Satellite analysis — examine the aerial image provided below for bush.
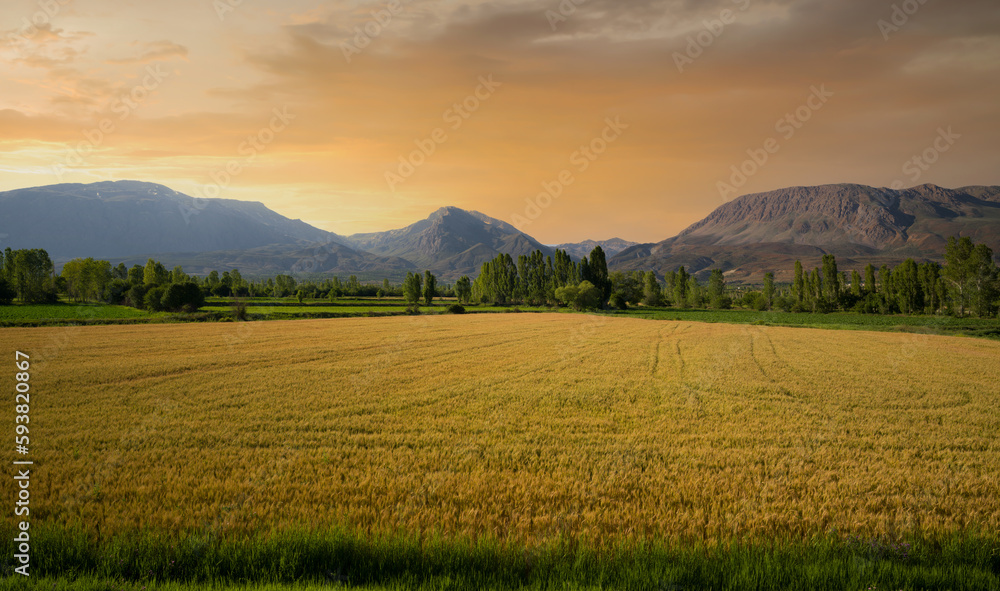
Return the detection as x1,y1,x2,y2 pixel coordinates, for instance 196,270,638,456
161,282,205,312
105,279,130,305
144,286,167,311
0,278,14,305
447,304,466,314
231,298,249,321
127,284,148,309
610,293,628,310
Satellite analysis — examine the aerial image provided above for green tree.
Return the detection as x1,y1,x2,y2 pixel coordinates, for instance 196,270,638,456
708,269,730,309
126,284,147,309
864,264,877,296
61,257,112,302
642,271,662,307
161,282,205,312
793,261,804,306
10,249,56,303
937,236,1000,317
553,249,577,288
762,272,775,309
347,275,361,295
554,284,579,308
403,272,422,304
610,271,642,306
969,243,999,317
0,277,14,305
423,270,437,305
808,268,823,312
587,246,611,305
127,265,144,286
455,276,472,304
673,267,689,308
0,249,14,305
144,286,167,311
576,281,603,310
687,275,704,308
170,265,188,284
143,259,169,286
822,254,840,308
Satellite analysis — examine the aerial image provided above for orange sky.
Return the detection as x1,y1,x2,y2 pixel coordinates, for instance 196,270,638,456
1,0,998,243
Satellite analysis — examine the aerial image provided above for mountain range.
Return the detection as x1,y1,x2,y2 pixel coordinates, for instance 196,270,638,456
1,180,997,281
611,183,1000,281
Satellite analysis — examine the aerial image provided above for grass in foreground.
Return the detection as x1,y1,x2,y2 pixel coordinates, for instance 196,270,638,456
1,525,998,590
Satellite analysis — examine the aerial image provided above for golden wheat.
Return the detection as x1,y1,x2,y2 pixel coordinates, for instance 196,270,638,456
3,314,999,546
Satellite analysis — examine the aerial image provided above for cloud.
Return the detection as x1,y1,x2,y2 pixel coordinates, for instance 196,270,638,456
0,0,997,242
1,22,92,46
106,40,189,65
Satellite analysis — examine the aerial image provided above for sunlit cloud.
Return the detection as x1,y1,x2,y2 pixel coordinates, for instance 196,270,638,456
0,0,997,242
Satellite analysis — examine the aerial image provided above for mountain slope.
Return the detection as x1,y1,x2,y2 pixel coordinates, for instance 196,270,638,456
0,180,414,275
0,180,345,259
344,206,555,277
554,238,638,259
611,183,1000,281
115,243,415,277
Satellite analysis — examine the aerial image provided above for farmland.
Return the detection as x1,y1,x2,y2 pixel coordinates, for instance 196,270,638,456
2,314,1000,589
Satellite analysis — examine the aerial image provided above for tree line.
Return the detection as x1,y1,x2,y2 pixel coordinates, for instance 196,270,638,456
0,248,56,304
2,236,997,318
466,237,999,318
0,249,452,311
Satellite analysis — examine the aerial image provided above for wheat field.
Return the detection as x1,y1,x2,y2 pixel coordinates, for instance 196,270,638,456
4,314,1000,547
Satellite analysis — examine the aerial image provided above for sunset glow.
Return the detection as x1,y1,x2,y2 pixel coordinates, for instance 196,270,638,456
2,0,998,242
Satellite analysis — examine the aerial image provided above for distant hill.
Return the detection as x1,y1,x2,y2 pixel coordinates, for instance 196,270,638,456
6,180,997,282
553,238,638,259
0,181,410,275
343,206,555,278
0,181,344,258
611,183,1000,282
115,243,415,278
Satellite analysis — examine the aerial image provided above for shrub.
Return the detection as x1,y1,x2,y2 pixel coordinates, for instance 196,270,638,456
447,304,466,314
144,286,167,311
231,298,249,321
0,278,14,305
127,285,148,309
161,282,205,312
